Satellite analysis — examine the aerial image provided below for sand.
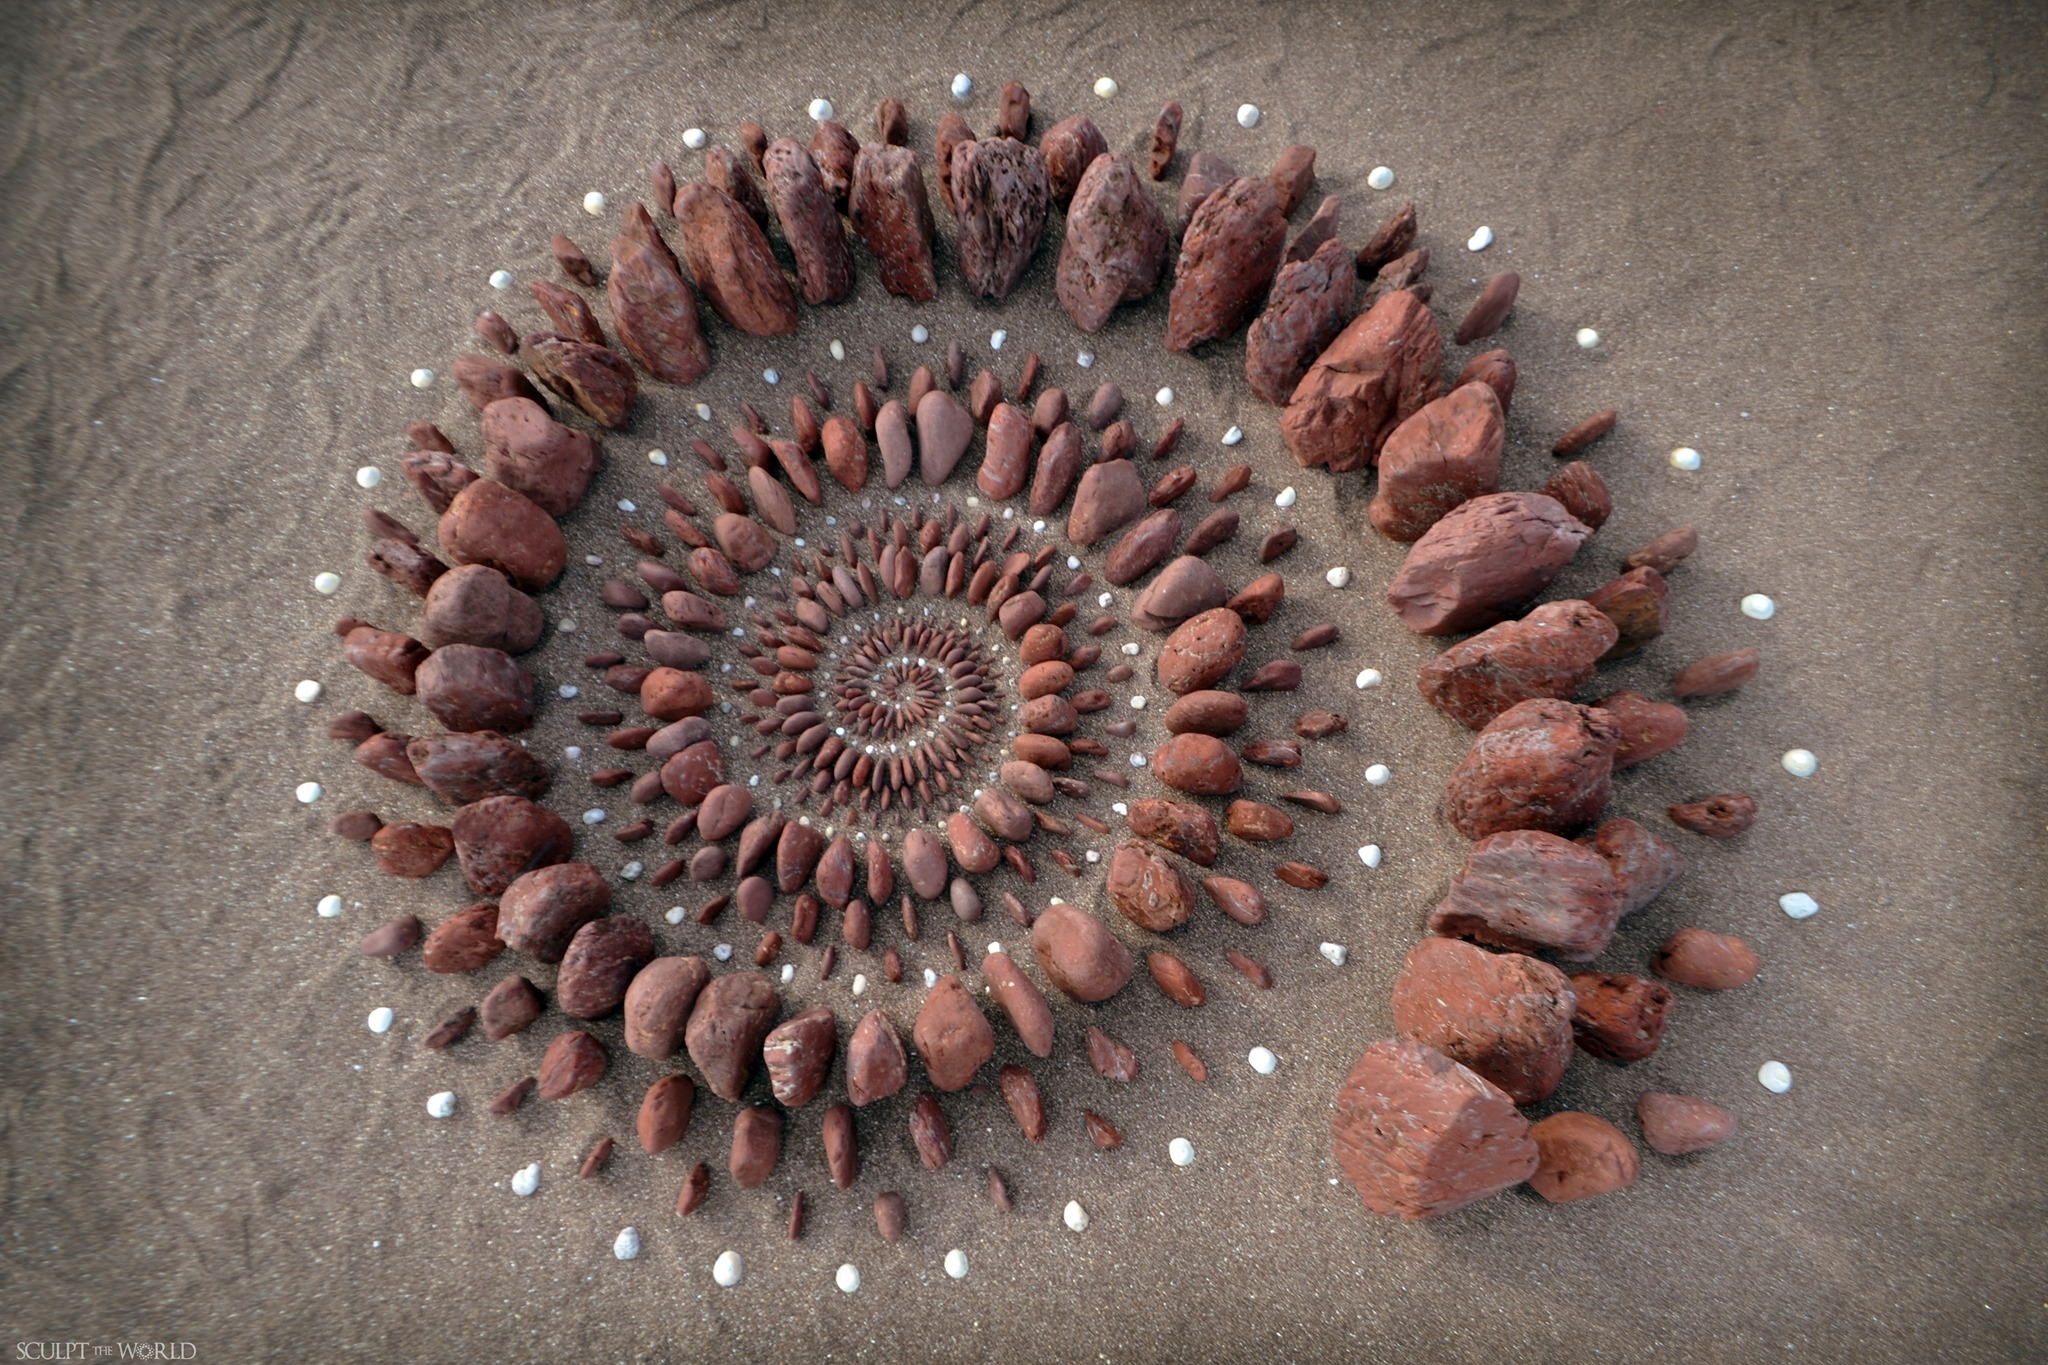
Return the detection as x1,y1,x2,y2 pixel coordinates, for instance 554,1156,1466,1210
1,0,2043,1359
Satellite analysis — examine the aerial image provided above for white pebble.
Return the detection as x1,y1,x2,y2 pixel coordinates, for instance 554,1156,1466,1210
951,72,974,99
1129,753,1146,767
682,127,707,149
558,684,580,699
426,1091,457,1119
1063,1200,1091,1232
835,1263,861,1294
1076,351,1095,368
1275,486,1297,508
563,745,583,761
317,894,344,919
1325,566,1351,588
1236,103,1261,128
1221,425,1243,445
294,781,323,804
583,555,603,567
355,465,382,489
1130,696,1147,710
1084,849,1100,863
409,367,435,389
1355,668,1383,689
556,619,577,633
945,1248,971,1279
1169,1137,1196,1167
990,329,1007,351
366,1007,394,1034
922,968,939,988
582,190,606,216
1575,327,1601,350
613,1228,641,1261
911,324,930,343
714,943,733,962
1466,225,1494,252
620,861,644,881
647,448,669,466
1757,1061,1793,1093
1366,165,1395,190
1358,844,1383,868
1319,942,1348,966
829,339,846,361
1741,592,1776,620
852,973,869,995
762,368,780,385
1781,748,1819,778
582,808,606,825
1120,642,1140,656
1670,446,1703,471
713,1250,744,1287
1780,891,1820,920
1111,802,1128,816
1155,386,1174,406
1094,76,1119,99
489,269,514,290
986,942,1003,956
808,98,835,122
511,1163,540,1198
294,679,324,704
1248,1046,1278,1075
665,906,686,925
312,571,340,595
695,402,713,421
1365,764,1391,786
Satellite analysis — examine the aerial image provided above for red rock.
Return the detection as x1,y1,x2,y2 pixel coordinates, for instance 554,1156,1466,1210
913,976,995,1091
498,862,611,963
549,233,599,286
1172,1040,1209,1082
1203,875,1267,926
343,626,428,695
685,971,780,1101
416,644,535,733
1626,524,1699,575
672,181,799,335
371,822,452,878
873,1190,907,1240
1245,238,1357,404
421,902,502,973
1554,408,1621,457
762,1005,837,1107
1369,383,1505,542
1086,1027,1140,1082
660,739,725,806
1029,422,1084,515
976,401,1034,500
555,916,655,1018
637,1074,696,1154
1268,144,1316,215
1528,1112,1639,1203
1156,613,1247,697
1388,492,1592,636
449,794,572,895
1125,797,1219,867
1175,150,1236,234
1568,972,1674,1062
706,143,771,231
475,309,518,354
420,564,544,653
729,1105,783,1188
1442,694,1617,838
606,233,711,386
536,1030,607,1101
1055,154,1170,333
984,951,1054,1057
916,389,974,485
1162,689,1248,735
900,827,948,898
478,974,543,1039
1586,566,1669,658
1417,599,1618,730
946,812,1000,875
846,1009,909,1106
1225,800,1294,843
1165,177,1288,352
1539,460,1612,531
1429,829,1625,961
1242,659,1302,692
1285,192,1343,264
1031,900,1134,1002
1041,114,1108,205
1281,289,1443,472
352,732,418,787
1104,508,1181,586
823,1102,858,1188
1149,100,1182,179
1653,927,1761,989
1360,244,1429,310
1132,556,1228,631
402,447,478,516
522,332,635,429
359,914,421,957
1668,793,1758,838
763,139,854,305
932,112,974,211
951,137,1050,299
1636,1092,1738,1155
910,1092,955,1170
1392,937,1576,1105
1577,817,1683,916
1152,732,1242,796
623,956,712,1058
1672,647,1760,699
366,535,447,597
1454,271,1521,344
1147,951,1204,1006
1596,690,1689,769
451,353,545,411
1458,348,1518,415
438,478,567,592
1330,1038,1538,1220
1106,841,1197,930
1067,459,1147,545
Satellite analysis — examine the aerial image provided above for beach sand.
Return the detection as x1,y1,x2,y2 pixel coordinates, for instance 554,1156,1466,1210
1,1,2043,1359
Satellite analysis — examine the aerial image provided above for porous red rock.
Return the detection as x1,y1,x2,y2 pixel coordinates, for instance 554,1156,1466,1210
406,730,551,806
762,1006,837,1107
1175,150,1236,234
729,1105,782,1188
1391,936,1577,1105
419,564,544,653
438,478,567,592
1386,492,1591,636
808,120,859,209
1055,153,1170,333
1428,830,1626,962
1040,115,1109,205
623,956,712,1058
763,139,855,305
1577,817,1683,916
1244,238,1356,404
1105,841,1197,931
1653,928,1762,989
671,181,800,336
685,971,780,1102
449,794,573,895
951,136,1050,300
1165,177,1288,352
498,862,611,963
706,143,771,232
1156,609,1247,694
1031,901,1134,1002
1149,100,1182,179
1132,556,1229,632
606,232,710,386
1636,1092,1738,1155
451,353,545,411
402,447,478,515
415,644,535,733
1066,459,1147,545
367,535,447,597
1281,289,1443,472
536,1030,607,1101
845,1008,909,1106
1330,1038,1539,1220
1672,648,1761,699
913,975,995,1092
1125,797,1220,867
522,332,635,429
1586,566,1669,658
1368,382,1505,542
1597,690,1689,769
1668,793,1759,838
1417,599,1619,730
1568,972,1675,1062
1528,1112,1639,1203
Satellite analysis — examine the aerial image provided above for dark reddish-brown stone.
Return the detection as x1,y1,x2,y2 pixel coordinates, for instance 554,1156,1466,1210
1162,689,1248,737
522,332,635,429
1553,408,1621,456
972,401,1033,501
1653,928,1762,989
823,1102,858,1189
371,822,452,878
1286,192,1343,264
1429,830,1625,961
451,353,545,412
729,1105,783,1188
1000,1064,1048,1141
707,142,771,231
1586,567,1669,659
549,233,599,286
1672,647,1760,699
660,739,726,806
536,1029,607,1101
900,828,948,898
1125,797,1219,867
1390,493,1593,637
1331,1039,1538,1220
421,902,502,973
406,731,549,806
910,1092,955,1170
1458,348,1519,415
556,916,656,1019
1392,937,1576,1105
359,914,422,957
1203,875,1267,926
1106,841,1197,930
1242,659,1302,692
685,972,780,1102
1418,599,1619,730
1029,421,1084,515
1569,972,1674,1062
1041,114,1109,205
873,1190,906,1240
1067,459,1147,545
1282,289,1443,472
1225,800,1294,843
1103,509,1182,586
1636,1092,1738,1155
913,975,995,1091
1528,1112,1639,1203
366,536,447,597
1597,690,1689,769
438,478,567,592
450,794,572,896
1132,557,1228,631
1165,177,1288,352
343,626,429,696
762,1005,837,1107
1031,900,1134,1002
498,862,611,963
1172,1040,1209,1082
932,112,973,211
402,447,478,517
1539,460,1612,532
1668,793,1759,838
1152,732,1242,796
951,137,1050,300
1361,244,1430,311
763,139,855,305
415,644,535,733
946,812,1000,875
607,233,711,386
1369,383,1505,542
1578,817,1683,916
623,956,711,1058
1454,271,1521,344
1086,1026,1140,1082
1175,149,1237,233
1268,144,1316,214
475,309,519,355
637,1074,696,1154
917,389,975,486
1626,524,1700,575
477,973,543,1040
1146,957,1203,1007
1245,238,1356,405
672,181,799,335
846,1008,909,1106
983,951,1054,1058
1149,100,1182,179
420,564,544,653
1157,609,1247,694
1055,153,1170,333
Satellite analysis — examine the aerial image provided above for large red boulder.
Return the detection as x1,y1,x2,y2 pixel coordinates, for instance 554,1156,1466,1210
1428,830,1626,961
1280,289,1442,472
1330,1039,1538,1220
1390,937,1577,1105
1368,382,1505,542
1443,698,1619,839
1386,492,1592,636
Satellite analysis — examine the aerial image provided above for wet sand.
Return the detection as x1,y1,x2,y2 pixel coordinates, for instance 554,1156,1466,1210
1,1,2043,1360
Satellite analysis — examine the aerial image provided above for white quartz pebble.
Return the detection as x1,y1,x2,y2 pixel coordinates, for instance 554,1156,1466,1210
1076,350,1095,368
714,943,733,962
1130,696,1146,710
951,72,973,99
1357,844,1382,868
682,127,707,149
1780,891,1820,920
1670,446,1703,471
1325,566,1351,588
1128,753,1146,767
989,329,1006,351
294,679,323,703
851,973,869,995
511,1163,540,1198
1236,103,1261,128
409,367,435,389
1355,668,1383,689
1111,802,1128,815
1576,327,1602,349
355,465,382,489
945,1248,970,1279
829,339,846,361
762,368,780,385
619,861,643,881
911,324,930,343
1155,386,1174,406
559,684,580,699
317,894,344,919
647,448,668,466
563,745,583,761
1093,76,1119,99
780,963,794,984
922,968,938,988
713,1250,744,1287
807,98,834,122
1365,764,1391,786
1248,1046,1278,1075
1757,1061,1793,1093
1063,1200,1091,1232
835,1263,861,1293
1466,225,1494,252
294,781,323,804
489,269,514,290
695,402,713,421
1222,425,1243,445
426,1091,457,1119
1319,942,1348,966
313,571,340,595
1741,592,1776,620
582,190,606,216
581,808,606,825
1781,748,1819,778
610,1227,640,1261
1275,486,1297,508
1366,166,1395,190
367,1007,395,1034
665,906,686,925
1169,1137,1196,1167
